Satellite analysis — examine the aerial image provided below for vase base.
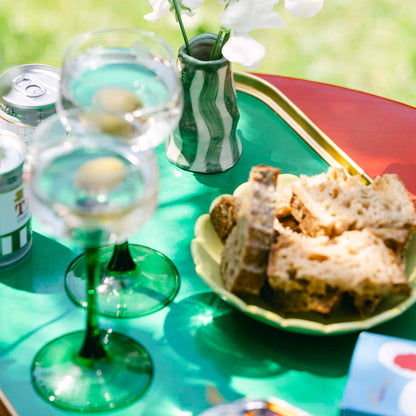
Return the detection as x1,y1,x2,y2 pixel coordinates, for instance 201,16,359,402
165,133,242,174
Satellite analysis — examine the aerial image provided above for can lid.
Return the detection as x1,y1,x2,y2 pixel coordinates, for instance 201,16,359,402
0,129,25,174
0,64,60,110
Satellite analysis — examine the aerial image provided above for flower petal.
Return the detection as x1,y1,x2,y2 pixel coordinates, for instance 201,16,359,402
144,0,171,21
222,33,265,70
144,0,204,21
285,0,324,18
221,0,284,33
183,0,204,9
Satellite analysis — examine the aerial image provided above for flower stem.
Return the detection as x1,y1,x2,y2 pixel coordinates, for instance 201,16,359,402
221,31,230,51
210,28,231,61
210,30,224,61
171,0,192,56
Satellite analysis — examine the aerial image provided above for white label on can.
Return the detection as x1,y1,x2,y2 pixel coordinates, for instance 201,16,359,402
0,184,31,256
0,116,35,147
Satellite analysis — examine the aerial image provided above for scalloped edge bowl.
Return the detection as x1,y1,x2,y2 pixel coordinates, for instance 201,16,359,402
191,174,416,335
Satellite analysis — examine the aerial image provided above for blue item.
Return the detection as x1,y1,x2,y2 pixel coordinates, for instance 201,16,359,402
341,332,416,416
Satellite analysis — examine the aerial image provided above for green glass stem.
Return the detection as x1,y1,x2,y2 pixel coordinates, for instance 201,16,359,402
106,241,137,272
79,246,106,360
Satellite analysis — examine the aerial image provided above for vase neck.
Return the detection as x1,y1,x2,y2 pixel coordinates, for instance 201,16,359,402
179,33,229,70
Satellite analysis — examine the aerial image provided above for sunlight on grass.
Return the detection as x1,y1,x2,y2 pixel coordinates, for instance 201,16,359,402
0,0,415,106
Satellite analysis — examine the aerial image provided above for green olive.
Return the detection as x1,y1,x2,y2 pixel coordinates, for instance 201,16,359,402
93,88,143,113
75,157,126,193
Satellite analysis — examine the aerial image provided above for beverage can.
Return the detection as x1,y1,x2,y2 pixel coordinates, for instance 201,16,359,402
0,64,60,146
0,129,32,267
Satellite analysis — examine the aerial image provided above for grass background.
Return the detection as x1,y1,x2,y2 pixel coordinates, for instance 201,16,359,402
0,0,415,107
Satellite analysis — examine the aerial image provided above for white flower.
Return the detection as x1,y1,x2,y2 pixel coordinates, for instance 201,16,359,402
183,0,205,10
144,0,325,69
220,0,284,69
285,0,324,18
144,0,170,21
144,0,204,22
221,0,285,33
222,34,265,70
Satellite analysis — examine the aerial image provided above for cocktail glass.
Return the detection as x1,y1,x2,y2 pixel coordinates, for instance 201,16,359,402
58,27,183,318
26,109,158,411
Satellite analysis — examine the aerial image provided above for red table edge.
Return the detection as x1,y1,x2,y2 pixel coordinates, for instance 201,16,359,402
254,72,416,205
256,73,416,111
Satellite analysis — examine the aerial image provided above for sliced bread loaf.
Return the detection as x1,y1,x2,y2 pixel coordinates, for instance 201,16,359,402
220,165,280,295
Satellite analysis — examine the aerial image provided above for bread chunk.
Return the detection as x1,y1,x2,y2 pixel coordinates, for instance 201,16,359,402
290,168,416,252
267,224,411,316
210,195,239,243
220,165,280,295
210,176,297,242
275,181,295,218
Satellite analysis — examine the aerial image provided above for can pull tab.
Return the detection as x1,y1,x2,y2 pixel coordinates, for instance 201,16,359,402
13,74,46,98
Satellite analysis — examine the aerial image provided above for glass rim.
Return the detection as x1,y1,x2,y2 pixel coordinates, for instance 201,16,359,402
62,26,177,68
59,27,182,117
26,108,159,231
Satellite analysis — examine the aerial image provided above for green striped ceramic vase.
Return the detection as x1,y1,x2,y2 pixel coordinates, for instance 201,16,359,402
166,33,242,173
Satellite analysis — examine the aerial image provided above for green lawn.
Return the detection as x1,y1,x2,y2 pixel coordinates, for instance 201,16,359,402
1,0,415,106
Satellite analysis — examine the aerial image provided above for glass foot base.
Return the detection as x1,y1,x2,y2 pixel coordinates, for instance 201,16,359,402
31,330,152,412
65,245,180,318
